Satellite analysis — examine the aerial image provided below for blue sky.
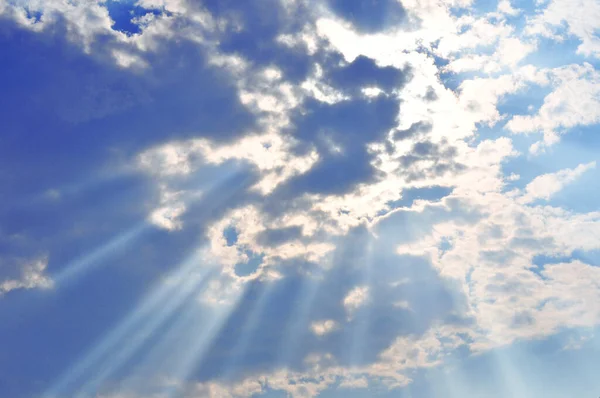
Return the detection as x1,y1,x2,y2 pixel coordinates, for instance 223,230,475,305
0,0,599,397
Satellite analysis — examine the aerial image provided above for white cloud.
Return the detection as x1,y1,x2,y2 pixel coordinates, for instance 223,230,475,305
561,331,594,351
196,134,319,196
395,186,600,351
437,17,514,58
0,257,53,296
468,259,600,351
203,204,336,282
338,376,369,389
310,319,337,336
199,275,244,307
148,203,186,230
506,63,600,152
497,0,521,16
361,87,385,97
526,0,600,57
343,285,370,318
519,161,596,203
376,325,469,374
138,143,197,176
393,300,412,310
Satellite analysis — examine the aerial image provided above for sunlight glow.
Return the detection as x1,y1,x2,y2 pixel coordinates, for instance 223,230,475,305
349,237,375,366
43,249,210,398
52,223,149,285
164,286,246,393
118,275,249,396
220,277,278,381
74,255,214,396
276,263,329,368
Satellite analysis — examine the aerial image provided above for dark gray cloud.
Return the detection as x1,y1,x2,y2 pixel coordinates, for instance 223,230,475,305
280,95,401,195
326,0,406,33
327,55,412,95
385,185,454,210
397,139,465,182
203,0,315,82
393,121,433,141
424,86,438,101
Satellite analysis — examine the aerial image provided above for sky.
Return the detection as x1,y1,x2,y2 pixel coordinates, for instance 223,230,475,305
0,0,599,397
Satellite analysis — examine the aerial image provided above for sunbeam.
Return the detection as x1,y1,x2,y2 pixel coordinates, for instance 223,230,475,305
487,348,531,398
51,222,149,286
73,255,215,397
219,276,278,381
46,167,244,290
162,280,246,396
43,249,209,398
432,356,471,398
348,235,375,366
560,327,600,389
276,264,328,368
113,271,248,396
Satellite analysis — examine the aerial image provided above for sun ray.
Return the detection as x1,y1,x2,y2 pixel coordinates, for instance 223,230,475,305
276,264,328,368
41,166,253,397
115,273,248,395
439,372,463,398
161,281,247,394
52,222,149,286
73,255,215,396
487,348,530,397
48,167,247,291
219,276,278,381
43,249,207,398
348,235,375,366
112,272,219,391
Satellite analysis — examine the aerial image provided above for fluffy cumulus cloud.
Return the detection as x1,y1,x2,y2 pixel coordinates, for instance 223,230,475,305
1,0,600,397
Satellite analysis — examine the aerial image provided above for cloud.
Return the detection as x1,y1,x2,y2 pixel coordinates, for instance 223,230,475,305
0,257,52,296
526,0,600,57
395,189,600,351
310,319,338,336
519,162,596,204
326,55,410,94
325,0,406,34
444,36,537,74
343,285,370,318
506,63,600,152
497,0,521,16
